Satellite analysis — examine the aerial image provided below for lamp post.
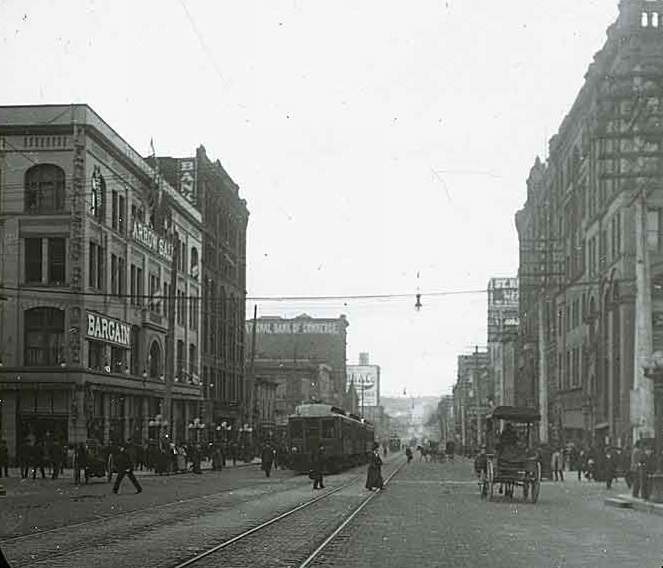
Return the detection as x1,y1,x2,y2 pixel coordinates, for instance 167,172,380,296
188,417,205,444
239,424,254,462
148,414,169,449
642,351,663,502
216,421,231,444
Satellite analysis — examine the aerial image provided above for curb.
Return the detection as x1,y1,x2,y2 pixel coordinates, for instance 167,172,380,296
605,494,663,516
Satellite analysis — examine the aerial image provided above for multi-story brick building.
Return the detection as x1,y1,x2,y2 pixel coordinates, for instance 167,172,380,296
246,314,349,423
515,0,663,448
0,104,203,461
453,348,490,451
152,147,248,434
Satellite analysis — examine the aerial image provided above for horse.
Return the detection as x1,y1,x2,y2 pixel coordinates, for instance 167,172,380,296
416,445,431,462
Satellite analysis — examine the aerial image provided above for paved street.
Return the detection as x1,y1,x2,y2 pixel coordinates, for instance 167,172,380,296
2,455,663,567
0,460,265,539
311,457,663,568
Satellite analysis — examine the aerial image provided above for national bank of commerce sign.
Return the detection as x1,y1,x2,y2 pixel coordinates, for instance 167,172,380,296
86,312,131,347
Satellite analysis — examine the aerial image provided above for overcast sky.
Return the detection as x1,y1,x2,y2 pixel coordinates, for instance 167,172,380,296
1,0,619,397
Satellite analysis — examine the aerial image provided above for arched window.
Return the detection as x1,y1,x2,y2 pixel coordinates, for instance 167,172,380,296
25,164,65,214
149,340,163,379
24,307,64,366
190,247,199,280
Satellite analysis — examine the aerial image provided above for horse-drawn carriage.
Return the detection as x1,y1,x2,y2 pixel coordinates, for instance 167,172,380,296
476,406,542,504
74,440,116,484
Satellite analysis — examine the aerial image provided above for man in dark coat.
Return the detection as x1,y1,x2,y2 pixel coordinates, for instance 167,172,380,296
310,444,325,489
366,442,384,490
261,443,275,477
112,444,142,494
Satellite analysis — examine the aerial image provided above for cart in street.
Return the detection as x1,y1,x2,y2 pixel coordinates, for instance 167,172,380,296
477,406,542,504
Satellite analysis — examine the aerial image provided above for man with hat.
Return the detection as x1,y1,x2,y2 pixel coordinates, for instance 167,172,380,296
112,442,142,494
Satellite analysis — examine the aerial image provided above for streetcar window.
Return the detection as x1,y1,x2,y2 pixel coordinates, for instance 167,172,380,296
290,420,303,439
322,419,335,438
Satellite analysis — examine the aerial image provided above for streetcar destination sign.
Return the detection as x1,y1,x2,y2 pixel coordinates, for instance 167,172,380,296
86,312,131,347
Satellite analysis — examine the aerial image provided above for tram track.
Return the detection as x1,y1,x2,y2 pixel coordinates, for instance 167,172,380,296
1,472,306,568
0,472,291,545
167,459,406,568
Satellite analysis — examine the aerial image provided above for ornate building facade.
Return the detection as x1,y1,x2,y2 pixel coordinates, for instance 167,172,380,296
0,105,203,461
515,0,663,447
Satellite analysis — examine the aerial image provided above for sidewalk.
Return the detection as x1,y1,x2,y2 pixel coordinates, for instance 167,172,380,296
0,458,261,498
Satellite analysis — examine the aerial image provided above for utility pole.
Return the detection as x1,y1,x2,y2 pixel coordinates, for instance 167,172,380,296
633,187,655,440
538,297,549,443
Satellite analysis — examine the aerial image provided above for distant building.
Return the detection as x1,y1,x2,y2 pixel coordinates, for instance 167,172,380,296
487,278,519,406
453,348,490,451
246,314,349,424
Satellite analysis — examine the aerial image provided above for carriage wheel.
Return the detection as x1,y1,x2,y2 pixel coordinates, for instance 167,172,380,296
530,462,541,504
487,460,495,502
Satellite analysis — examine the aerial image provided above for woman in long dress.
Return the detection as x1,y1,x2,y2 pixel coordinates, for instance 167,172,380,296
366,442,384,490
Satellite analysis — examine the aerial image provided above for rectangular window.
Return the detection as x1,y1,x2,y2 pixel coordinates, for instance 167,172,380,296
189,343,197,380
111,254,118,295
25,238,43,283
163,282,170,319
88,340,105,371
118,256,126,297
149,273,161,313
89,242,97,288
111,346,126,373
136,267,143,306
48,238,66,284
130,265,136,305
118,194,125,234
176,340,184,378
111,191,118,230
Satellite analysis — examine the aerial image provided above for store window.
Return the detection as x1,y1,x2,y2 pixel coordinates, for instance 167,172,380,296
88,340,106,371
24,307,64,366
111,345,127,374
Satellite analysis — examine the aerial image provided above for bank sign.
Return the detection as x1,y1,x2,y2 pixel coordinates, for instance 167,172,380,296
346,365,379,407
132,220,174,262
86,312,131,347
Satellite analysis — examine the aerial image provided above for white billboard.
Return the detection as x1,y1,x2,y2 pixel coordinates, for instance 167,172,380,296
347,365,380,408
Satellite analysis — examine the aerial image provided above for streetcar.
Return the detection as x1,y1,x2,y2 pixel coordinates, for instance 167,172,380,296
287,403,374,473
477,406,542,503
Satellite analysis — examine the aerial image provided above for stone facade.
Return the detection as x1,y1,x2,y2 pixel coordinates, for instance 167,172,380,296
515,0,663,448
0,104,203,461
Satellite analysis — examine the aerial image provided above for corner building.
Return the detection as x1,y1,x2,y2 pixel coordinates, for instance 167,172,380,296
515,0,663,447
0,105,204,461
